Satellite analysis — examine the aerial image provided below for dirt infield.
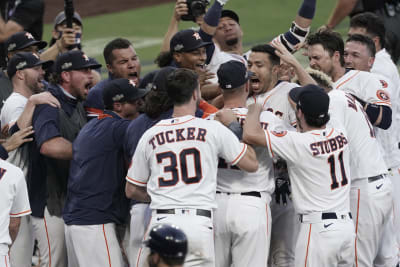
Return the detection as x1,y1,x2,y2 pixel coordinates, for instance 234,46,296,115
44,0,174,23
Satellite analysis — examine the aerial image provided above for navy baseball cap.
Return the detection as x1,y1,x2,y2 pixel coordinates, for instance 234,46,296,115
170,29,212,53
103,78,150,109
7,52,53,78
289,84,330,118
5,31,47,52
151,67,178,92
54,11,83,27
217,60,250,90
55,50,102,73
221,10,240,24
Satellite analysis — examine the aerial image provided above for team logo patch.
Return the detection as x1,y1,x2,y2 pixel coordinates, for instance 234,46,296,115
376,90,390,101
193,32,201,40
379,80,388,88
271,130,287,137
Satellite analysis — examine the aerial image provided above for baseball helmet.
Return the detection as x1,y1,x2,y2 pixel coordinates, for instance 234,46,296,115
145,224,188,263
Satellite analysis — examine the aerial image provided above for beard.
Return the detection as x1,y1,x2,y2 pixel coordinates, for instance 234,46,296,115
225,37,239,46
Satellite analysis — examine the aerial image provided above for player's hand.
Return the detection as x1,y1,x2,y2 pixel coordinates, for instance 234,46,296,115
278,62,295,82
1,124,9,138
1,126,34,152
174,0,188,21
215,109,237,126
271,39,299,67
198,69,215,87
57,28,77,52
274,159,291,205
30,92,61,108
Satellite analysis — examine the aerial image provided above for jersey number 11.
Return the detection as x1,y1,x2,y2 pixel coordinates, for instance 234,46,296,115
327,151,348,190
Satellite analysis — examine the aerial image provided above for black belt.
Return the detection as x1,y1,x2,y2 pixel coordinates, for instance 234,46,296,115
156,209,211,218
216,191,261,198
368,174,384,183
299,212,352,223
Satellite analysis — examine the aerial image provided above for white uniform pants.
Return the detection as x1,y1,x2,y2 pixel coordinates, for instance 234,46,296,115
214,192,271,267
0,255,9,267
31,207,67,267
129,203,151,267
65,223,124,267
268,198,299,267
350,176,394,267
9,215,34,267
137,208,215,267
295,212,355,267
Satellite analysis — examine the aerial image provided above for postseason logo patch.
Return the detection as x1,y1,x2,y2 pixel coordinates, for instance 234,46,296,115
376,90,390,101
271,130,287,137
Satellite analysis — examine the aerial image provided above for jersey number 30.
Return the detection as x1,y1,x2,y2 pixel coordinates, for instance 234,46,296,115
156,148,202,187
327,151,348,190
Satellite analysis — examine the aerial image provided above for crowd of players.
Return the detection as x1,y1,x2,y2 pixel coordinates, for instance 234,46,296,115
1,0,400,266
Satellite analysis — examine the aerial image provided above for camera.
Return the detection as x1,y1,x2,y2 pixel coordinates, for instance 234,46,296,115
181,0,210,22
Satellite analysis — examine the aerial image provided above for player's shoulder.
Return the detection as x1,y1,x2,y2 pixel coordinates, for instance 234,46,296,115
0,159,24,179
275,81,299,92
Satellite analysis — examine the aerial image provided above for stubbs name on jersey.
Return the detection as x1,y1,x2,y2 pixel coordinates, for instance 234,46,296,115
310,132,348,156
149,127,207,150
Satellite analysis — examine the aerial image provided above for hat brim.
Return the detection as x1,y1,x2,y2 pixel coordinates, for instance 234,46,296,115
183,41,213,52
18,40,48,51
126,87,151,102
75,62,102,70
34,60,54,70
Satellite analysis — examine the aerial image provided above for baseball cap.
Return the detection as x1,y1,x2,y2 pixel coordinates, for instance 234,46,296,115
5,31,47,53
54,11,83,27
103,78,150,109
221,10,240,24
151,66,178,92
55,50,102,73
289,84,330,118
217,60,250,90
170,29,212,53
7,52,53,78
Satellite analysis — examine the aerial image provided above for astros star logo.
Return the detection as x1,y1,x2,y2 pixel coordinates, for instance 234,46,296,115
82,54,89,61
25,32,34,39
129,80,136,87
193,32,201,40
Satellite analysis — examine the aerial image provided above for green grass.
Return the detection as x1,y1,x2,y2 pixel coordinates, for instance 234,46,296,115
43,0,349,74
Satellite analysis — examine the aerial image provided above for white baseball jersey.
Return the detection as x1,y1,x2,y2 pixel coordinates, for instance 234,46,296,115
0,92,27,129
333,70,391,108
263,127,351,214
206,45,247,84
0,159,31,255
246,81,298,126
328,90,387,179
371,49,400,91
208,108,293,195
126,115,247,210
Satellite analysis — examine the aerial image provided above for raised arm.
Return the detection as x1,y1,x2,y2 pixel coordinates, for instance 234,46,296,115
325,0,358,30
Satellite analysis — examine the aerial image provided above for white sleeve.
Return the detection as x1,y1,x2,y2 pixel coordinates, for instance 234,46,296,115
360,74,391,107
215,122,248,166
10,170,31,217
264,130,298,163
126,134,150,187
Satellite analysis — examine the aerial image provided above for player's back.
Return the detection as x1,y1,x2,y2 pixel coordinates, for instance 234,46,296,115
209,108,291,194
328,90,387,179
246,81,298,126
139,115,247,210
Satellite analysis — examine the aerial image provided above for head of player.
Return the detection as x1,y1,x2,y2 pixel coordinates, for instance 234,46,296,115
247,44,281,95
348,12,385,53
214,10,243,52
166,68,201,116
103,38,141,84
293,68,333,93
50,50,101,101
7,52,53,95
344,34,376,72
49,11,83,49
4,31,47,63
288,84,330,132
168,29,211,73
217,60,250,107
145,224,188,267
103,78,149,120
306,30,345,82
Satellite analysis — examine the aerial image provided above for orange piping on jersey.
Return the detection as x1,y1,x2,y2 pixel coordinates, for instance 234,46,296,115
252,95,257,103
231,144,247,165
335,71,361,89
44,215,52,267
156,117,196,127
265,204,269,267
326,129,335,138
262,93,274,109
354,189,361,267
265,130,275,157
85,107,103,115
102,224,112,267
372,101,392,106
126,176,147,185
311,133,320,136
10,209,31,216
304,224,312,267
5,255,8,267
136,215,153,267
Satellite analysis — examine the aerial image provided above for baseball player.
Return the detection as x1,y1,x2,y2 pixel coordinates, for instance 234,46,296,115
145,224,187,267
125,68,258,267
209,60,294,267
244,84,355,266
0,159,31,267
